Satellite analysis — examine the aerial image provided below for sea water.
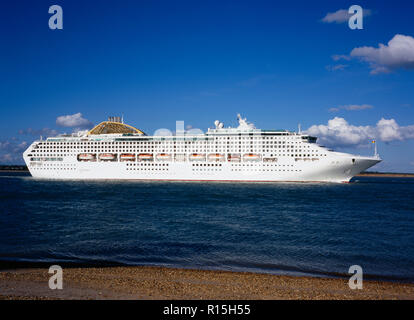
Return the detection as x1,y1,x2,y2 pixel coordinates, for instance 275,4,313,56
1,172,413,281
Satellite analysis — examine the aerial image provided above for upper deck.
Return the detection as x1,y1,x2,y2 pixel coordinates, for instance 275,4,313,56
43,114,317,143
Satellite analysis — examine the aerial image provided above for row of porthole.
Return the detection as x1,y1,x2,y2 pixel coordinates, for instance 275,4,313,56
31,167,76,170
126,168,169,171
231,164,294,167
126,163,169,166
231,169,302,172
32,164,75,167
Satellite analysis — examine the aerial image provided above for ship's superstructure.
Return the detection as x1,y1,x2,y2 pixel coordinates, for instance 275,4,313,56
23,115,381,182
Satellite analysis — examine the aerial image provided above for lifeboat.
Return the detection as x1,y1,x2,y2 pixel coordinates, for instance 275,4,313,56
227,154,241,162
99,153,117,161
156,153,172,161
120,153,136,162
189,153,206,161
243,153,261,161
138,153,154,161
207,153,224,162
78,153,96,161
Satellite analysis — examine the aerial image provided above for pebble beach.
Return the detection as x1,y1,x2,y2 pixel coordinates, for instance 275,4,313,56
1,266,413,300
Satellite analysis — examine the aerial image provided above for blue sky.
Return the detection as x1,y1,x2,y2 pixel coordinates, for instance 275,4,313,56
1,0,414,172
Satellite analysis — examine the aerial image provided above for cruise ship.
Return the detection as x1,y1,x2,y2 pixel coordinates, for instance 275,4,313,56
23,115,381,183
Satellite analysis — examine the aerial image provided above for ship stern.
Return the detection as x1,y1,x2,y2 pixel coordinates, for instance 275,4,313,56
22,141,37,177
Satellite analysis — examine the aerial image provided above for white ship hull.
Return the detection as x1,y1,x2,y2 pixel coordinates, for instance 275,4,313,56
22,115,381,183
23,148,380,183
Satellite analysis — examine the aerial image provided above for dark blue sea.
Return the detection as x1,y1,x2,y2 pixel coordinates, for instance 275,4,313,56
1,172,413,282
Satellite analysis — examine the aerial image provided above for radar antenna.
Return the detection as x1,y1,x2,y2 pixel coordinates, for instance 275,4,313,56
214,120,224,129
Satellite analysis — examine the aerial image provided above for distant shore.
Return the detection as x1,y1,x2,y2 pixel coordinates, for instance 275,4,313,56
1,265,413,300
356,173,414,178
0,166,28,173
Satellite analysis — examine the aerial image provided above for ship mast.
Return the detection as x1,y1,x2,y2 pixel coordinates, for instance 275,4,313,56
373,140,379,158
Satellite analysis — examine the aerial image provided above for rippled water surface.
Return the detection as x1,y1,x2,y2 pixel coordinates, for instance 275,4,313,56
1,172,413,281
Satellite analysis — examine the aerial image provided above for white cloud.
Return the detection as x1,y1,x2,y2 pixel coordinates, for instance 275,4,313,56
0,140,28,164
306,117,374,147
376,118,400,142
326,64,348,72
329,104,374,112
321,8,371,24
0,140,28,153
377,118,414,142
346,104,374,111
350,34,414,74
306,117,414,147
0,153,14,163
332,54,351,61
321,9,350,23
56,113,93,129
